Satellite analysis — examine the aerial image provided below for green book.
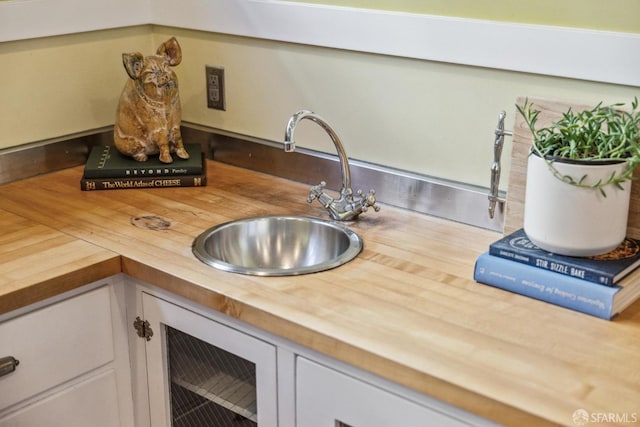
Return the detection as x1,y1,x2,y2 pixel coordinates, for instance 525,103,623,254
83,144,203,178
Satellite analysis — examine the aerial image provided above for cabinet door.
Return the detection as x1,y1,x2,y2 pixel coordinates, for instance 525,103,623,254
142,292,278,427
297,357,486,427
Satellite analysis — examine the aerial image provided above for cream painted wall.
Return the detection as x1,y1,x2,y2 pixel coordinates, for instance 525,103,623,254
0,26,153,148
287,0,640,33
1,21,637,189
152,27,637,188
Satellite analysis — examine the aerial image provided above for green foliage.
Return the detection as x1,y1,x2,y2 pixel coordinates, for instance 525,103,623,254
517,98,640,196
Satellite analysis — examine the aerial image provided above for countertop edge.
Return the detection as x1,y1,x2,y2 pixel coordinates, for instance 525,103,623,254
0,254,121,315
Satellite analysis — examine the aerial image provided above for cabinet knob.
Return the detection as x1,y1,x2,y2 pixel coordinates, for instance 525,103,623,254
0,356,19,378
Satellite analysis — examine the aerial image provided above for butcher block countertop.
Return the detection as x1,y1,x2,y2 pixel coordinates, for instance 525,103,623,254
0,209,120,314
1,161,639,426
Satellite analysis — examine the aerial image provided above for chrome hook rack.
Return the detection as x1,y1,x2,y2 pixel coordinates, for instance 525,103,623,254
488,111,512,219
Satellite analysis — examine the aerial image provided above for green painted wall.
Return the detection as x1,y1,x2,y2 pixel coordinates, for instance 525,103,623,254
290,0,640,33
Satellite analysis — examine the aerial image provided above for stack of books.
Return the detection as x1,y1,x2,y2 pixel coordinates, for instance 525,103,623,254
80,144,206,191
474,229,640,319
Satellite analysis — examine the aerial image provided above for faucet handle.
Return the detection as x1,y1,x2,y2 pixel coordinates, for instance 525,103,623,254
307,181,327,203
357,189,380,213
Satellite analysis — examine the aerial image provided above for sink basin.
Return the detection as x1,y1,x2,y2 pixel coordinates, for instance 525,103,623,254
192,215,363,276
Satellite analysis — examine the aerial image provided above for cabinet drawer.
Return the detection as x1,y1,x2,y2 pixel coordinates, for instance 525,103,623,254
296,357,491,427
0,369,121,427
0,286,115,410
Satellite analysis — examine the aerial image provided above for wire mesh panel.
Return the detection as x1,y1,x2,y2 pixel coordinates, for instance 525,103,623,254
167,326,258,427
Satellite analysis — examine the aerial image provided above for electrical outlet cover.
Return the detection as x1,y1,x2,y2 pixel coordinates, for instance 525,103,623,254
205,66,225,111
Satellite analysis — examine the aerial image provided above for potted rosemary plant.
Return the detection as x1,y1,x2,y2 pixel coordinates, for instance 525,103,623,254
517,98,640,256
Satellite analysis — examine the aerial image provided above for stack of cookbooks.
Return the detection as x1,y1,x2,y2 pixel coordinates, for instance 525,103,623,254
474,229,640,320
80,144,206,191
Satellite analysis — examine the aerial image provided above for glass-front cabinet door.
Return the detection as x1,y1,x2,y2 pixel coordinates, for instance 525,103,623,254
141,292,278,426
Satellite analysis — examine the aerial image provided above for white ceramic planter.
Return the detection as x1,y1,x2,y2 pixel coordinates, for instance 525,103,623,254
523,153,632,256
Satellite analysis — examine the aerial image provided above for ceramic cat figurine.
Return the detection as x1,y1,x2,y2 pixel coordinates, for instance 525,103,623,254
114,37,189,163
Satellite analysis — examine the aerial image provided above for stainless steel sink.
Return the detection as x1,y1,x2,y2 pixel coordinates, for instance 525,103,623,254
192,215,363,276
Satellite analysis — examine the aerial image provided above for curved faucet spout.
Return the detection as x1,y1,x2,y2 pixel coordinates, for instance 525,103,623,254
284,110,352,193
283,110,379,221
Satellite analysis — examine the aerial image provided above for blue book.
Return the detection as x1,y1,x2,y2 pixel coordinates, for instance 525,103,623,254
474,252,640,320
489,229,640,286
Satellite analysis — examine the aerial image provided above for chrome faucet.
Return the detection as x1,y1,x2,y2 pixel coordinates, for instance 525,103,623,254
284,110,379,221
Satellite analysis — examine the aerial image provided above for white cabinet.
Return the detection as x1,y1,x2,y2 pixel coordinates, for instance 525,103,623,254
0,279,134,427
139,291,278,426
